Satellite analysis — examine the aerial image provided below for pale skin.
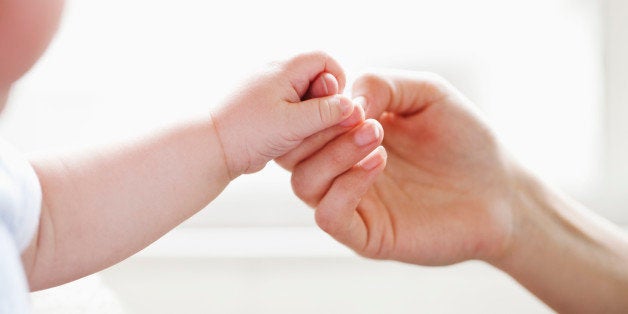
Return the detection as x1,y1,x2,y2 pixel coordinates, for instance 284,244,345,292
1,1,372,291
280,71,628,313
14,53,365,291
2,0,628,312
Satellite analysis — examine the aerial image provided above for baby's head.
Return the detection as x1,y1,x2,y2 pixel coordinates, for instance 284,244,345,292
0,0,64,110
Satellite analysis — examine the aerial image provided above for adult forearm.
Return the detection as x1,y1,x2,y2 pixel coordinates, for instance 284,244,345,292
22,116,230,290
493,170,628,313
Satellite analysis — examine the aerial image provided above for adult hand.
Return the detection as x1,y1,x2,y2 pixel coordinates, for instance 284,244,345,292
281,71,520,265
280,70,628,313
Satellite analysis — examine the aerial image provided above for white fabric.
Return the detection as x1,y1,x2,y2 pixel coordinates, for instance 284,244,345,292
0,138,42,314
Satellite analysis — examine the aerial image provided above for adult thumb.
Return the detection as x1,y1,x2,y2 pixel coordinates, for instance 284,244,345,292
285,95,355,140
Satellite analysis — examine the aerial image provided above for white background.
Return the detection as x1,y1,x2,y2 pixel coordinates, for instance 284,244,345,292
6,0,628,312
2,0,620,226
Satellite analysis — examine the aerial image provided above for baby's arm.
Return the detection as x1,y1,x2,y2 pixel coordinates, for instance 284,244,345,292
21,119,229,290
21,52,357,290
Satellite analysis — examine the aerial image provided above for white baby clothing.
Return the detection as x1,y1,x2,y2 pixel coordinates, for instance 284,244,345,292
0,139,42,314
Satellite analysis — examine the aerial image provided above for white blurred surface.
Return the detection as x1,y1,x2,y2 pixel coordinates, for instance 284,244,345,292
0,0,610,227
6,0,626,312
100,257,552,314
31,227,554,314
34,257,552,314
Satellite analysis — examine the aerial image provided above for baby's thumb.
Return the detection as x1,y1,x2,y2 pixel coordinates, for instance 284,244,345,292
286,95,355,139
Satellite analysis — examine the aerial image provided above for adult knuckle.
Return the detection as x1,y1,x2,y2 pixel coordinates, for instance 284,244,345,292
274,155,294,171
315,207,340,234
291,169,316,205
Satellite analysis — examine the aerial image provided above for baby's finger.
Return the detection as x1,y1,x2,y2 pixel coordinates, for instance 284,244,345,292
314,146,387,251
280,51,346,98
276,73,354,171
303,72,339,100
285,95,356,140
276,104,364,171
291,119,384,206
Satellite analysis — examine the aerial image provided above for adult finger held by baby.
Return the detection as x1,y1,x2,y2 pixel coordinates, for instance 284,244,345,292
285,94,356,140
291,119,384,206
352,71,455,119
276,104,365,171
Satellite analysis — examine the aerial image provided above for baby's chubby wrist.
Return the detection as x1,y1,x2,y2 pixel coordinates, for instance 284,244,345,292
206,112,237,181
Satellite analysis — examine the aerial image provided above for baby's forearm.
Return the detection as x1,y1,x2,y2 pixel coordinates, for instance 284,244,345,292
21,116,231,290
493,170,628,312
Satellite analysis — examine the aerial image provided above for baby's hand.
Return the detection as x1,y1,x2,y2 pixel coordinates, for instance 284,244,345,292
212,51,358,178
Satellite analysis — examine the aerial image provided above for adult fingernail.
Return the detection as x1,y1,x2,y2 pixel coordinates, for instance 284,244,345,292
360,146,386,170
339,104,365,127
354,121,380,146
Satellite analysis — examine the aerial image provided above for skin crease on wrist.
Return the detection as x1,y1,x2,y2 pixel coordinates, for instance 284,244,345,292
3,1,627,311
14,48,355,290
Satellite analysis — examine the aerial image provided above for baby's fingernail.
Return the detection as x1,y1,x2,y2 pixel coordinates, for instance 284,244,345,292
354,120,380,146
360,146,386,171
320,74,330,95
339,104,365,127
353,96,368,114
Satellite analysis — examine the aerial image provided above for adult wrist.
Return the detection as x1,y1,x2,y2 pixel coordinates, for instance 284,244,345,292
484,165,546,269
489,162,627,276
486,164,628,312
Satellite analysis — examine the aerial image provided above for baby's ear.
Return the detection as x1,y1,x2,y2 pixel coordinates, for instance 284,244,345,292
303,72,340,100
